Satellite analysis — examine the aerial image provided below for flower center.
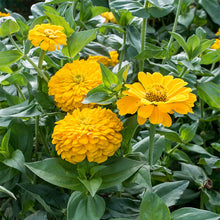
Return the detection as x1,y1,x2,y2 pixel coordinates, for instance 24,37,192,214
73,74,84,84
145,85,167,102
44,29,56,39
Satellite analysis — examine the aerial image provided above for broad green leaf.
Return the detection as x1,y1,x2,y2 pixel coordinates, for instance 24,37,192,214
181,144,211,157
0,66,13,74
100,63,121,90
116,63,130,82
149,5,174,18
179,121,198,143
0,50,23,67
24,211,47,220
3,150,25,173
211,143,220,152
67,191,105,220
109,0,149,18
62,29,97,58
0,19,20,37
80,0,93,21
148,0,174,7
0,163,18,185
98,157,144,189
171,207,220,220
25,158,85,191
170,32,189,58
98,23,125,33
171,149,193,164
121,115,139,154
1,73,27,86
196,27,206,40
200,50,220,65
0,129,11,160
126,25,141,53
156,127,182,143
0,185,16,200
140,191,171,220
78,177,102,197
44,12,74,36
197,82,220,109
0,100,42,117
153,180,189,207
82,84,116,105
8,118,33,161
186,35,200,60
199,0,220,25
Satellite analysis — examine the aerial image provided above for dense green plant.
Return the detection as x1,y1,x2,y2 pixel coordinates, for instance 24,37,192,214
0,0,220,219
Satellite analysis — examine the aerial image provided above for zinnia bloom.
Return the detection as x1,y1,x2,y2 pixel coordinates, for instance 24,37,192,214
87,51,119,67
211,39,220,50
117,72,196,127
52,107,123,164
0,12,10,17
101,12,117,24
48,60,102,112
28,23,67,52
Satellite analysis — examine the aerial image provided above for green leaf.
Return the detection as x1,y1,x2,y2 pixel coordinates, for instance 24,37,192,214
1,73,27,86
98,23,125,33
153,180,189,207
181,144,211,157
109,0,149,18
98,157,144,189
211,143,220,152
148,0,174,8
116,63,130,82
3,150,26,173
170,32,189,58
156,127,182,143
199,0,220,25
82,84,116,105
78,177,102,197
0,19,20,37
140,191,171,220
121,115,139,154
197,82,220,109
179,121,198,143
24,211,47,220
0,50,23,67
171,207,220,220
200,50,220,65
0,129,11,160
8,118,33,161
62,29,97,58
186,35,200,60
67,191,105,220
0,100,42,117
80,0,93,21
100,63,121,90
25,158,85,191
0,185,16,200
44,12,74,36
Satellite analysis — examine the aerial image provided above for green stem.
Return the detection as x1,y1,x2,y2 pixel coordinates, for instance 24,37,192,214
118,31,127,70
35,116,40,161
149,123,156,167
37,50,47,90
9,35,48,82
163,143,180,164
210,62,216,72
179,66,187,78
200,98,204,119
139,0,148,72
163,0,182,64
200,190,204,209
15,84,26,100
39,128,50,155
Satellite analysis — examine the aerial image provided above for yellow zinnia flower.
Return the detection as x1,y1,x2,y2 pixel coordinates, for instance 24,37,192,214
48,60,102,112
211,39,220,50
0,12,10,17
117,72,196,127
87,51,119,67
28,23,67,52
101,12,117,24
52,107,123,164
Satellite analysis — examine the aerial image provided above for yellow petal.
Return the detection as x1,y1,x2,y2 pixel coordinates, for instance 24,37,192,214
152,72,164,84
138,72,153,90
162,113,172,127
137,116,147,125
137,105,154,119
125,82,146,98
117,96,140,115
149,106,164,125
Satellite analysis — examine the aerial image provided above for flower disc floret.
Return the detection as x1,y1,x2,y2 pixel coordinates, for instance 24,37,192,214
117,72,197,127
52,107,123,164
28,23,67,51
87,51,119,67
48,60,102,112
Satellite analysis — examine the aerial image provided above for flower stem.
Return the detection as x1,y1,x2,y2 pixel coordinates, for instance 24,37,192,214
163,0,182,64
118,31,127,70
9,35,48,83
139,0,148,72
210,62,216,72
149,123,156,167
37,50,47,90
200,190,204,209
15,84,26,100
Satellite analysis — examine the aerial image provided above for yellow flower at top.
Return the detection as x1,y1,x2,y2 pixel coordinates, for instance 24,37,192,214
117,72,196,127
87,51,119,67
28,23,67,52
101,12,117,24
48,60,102,112
0,12,10,17
211,39,220,50
52,107,123,164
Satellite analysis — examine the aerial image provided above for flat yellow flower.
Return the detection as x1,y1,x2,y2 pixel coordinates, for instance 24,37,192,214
48,60,102,112
0,12,10,17
52,107,123,164
101,12,117,24
28,23,67,52
117,72,196,127
215,28,220,37
87,51,119,67
211,39,220,50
